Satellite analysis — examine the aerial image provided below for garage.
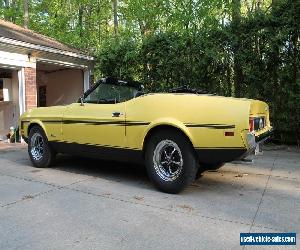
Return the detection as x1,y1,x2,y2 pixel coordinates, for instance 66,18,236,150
0,19,94,140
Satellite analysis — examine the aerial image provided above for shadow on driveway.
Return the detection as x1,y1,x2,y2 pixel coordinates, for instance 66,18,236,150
53,154,150,184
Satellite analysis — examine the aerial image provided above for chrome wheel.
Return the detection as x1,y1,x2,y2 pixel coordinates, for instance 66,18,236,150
30,133,44,161
153,140,183,182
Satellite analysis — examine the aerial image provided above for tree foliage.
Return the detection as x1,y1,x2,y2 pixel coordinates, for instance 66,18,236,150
0,0,299,144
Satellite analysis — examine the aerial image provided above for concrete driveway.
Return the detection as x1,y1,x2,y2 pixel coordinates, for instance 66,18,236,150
0,146,299,249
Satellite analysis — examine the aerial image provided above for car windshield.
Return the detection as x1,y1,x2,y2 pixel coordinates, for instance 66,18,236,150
84,83,139,104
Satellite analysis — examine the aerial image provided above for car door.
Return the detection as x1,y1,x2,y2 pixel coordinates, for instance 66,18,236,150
62,102,126,148
61,83,126,150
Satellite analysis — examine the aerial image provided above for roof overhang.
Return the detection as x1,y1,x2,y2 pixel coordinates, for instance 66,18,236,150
0,36,94,61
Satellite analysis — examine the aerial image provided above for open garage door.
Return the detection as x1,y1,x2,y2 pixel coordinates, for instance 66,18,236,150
36,62,88,107
0,68,21,140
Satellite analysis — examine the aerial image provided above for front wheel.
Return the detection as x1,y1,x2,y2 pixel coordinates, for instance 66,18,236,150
28,126,56,168
145,129,198,194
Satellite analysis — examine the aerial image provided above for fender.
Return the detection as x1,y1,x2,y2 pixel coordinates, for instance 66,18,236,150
142,117,194,149
27,119,48,137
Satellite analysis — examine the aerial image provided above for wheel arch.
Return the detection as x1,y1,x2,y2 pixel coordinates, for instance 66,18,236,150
27,120,47,137
142,121,195,157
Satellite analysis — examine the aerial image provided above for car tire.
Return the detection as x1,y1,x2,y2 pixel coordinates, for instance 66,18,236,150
195,168,204,180
145,129,198,194
28,126,56,168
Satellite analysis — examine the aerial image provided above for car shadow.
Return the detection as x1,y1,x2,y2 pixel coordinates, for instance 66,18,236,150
51,154,250,195
3,149,295,199
53,154,150,185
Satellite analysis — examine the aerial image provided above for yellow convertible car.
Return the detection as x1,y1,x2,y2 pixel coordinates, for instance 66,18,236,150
19,77,272,193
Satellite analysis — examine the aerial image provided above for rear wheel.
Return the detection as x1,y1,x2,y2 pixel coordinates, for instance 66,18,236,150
145,129,198,194
28,126,56,168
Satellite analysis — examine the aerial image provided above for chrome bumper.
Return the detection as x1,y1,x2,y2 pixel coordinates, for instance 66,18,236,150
243,128,273,157
255,128,273,144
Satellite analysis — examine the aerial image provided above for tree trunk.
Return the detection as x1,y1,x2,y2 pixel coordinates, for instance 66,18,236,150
78,5,83,37
23,0,29,28
232,0,244,97
292,32,300,145
112,0,118,35
4,0,9,7
257,0,262,10
11,0,17,22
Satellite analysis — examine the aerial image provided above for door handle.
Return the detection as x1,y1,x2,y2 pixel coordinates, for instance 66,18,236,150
112,111,122,117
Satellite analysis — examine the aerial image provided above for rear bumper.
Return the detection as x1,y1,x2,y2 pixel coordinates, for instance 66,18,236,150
248,128,273,149
255,128,273,144
242,128,273,157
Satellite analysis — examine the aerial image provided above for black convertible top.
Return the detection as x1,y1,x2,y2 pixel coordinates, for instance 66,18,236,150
103,77,144,90
84,77,213,99
102,78,211,94
168,85,212,95
83,77,144,99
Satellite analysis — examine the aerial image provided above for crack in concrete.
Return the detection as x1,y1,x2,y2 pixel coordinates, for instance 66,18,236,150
241,153,279,249
219,169,298,181
241,152,280,249
249,152,279,231
0,173,94,208
61,185,282,232
1,188,58,208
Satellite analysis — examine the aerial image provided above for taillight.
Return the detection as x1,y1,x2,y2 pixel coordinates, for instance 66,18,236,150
249,117,266,132
249,118,254,132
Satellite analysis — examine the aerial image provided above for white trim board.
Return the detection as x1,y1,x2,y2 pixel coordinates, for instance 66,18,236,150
0,50,36,68
0,37,94,61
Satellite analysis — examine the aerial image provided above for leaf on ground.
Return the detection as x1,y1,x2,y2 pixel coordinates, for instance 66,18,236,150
177,204,193,212
235,174,243,178
22,195,34,200
134,196,144,201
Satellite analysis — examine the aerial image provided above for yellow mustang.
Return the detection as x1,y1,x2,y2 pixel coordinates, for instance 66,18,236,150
19,77,272,193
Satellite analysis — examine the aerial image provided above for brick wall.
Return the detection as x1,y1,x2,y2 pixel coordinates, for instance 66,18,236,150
24,67,37,110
